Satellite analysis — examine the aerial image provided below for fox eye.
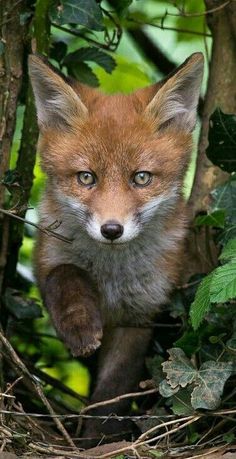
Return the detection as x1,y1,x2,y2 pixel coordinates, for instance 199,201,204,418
133,171,152,187
77,171,96,187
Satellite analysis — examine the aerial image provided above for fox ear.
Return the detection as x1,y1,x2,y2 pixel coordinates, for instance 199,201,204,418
28,55,88,130
145,53,204,132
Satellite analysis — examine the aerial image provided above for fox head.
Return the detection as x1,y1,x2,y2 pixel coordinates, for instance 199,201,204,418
29,53,203,245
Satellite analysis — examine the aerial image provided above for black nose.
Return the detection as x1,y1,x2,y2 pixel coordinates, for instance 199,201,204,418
101,221,124,241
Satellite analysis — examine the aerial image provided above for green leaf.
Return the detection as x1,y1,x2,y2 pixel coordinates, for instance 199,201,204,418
210,262,236,303
49,0,104,31
174,330,199,357
146,355,164,386
220,238,236,261
94,55,152,93
211,176,236,224
161,348,234,410
190,274,213,330
4,288,42,320
171,387,195,415
64,47,116,74
174,0,206,43
195,210,226,229
67,61,99,87
161,348,197,389
191,361,234,409
149,451,165,458
51,40,68,63
159,379,179,397
223,432,235,443
112,0,133,17
210,176,236,245
206,108,236,173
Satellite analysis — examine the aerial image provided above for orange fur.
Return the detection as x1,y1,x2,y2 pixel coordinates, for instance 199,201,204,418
29,52,203,444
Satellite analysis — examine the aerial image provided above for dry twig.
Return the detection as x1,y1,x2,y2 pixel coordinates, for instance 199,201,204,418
0,207,72,244
0,329,76,448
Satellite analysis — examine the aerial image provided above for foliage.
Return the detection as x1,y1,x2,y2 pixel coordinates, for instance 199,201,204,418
160,348,235,410
190,109,236,329
147,108,236,421
49,0,104,31
206,109,236,173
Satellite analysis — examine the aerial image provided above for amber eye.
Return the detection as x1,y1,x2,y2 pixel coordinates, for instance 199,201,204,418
77,171,96,187
133,171,152,187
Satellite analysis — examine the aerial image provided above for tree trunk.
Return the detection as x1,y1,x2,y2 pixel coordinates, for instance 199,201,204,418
186,0,236,277
0,0,26,296
2,0,51,290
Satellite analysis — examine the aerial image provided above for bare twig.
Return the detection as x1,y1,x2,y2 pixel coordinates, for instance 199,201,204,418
127,17,212,37
51,23,114,51
0,329,76,448
4,376,23,395
93,416,201,458
81,388,158,414
183,444,226,459
0,208,72,244
100,7,122,51
170,0,233,17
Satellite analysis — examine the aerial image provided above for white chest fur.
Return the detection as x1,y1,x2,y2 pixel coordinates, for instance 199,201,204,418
49,222,185,323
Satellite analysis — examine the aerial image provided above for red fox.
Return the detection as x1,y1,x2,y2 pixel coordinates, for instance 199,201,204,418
29,52,203,444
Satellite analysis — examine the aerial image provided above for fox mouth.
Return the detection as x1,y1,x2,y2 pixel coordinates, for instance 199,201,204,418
99,240,128,246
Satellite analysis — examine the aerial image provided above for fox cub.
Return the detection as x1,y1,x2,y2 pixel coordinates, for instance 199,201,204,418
29,52,203,442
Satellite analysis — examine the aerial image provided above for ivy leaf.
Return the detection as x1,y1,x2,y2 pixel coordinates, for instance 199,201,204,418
160,348,234,410
220,238,236,262
210,176,236,245
4,288,42,320
146,355,164,386
49,0,104,31
171,387,195,415
161,348,197,389
159,379,179,398
64,47,116,74
195,210,226,229
67,61,99,87
190,274,213,331
191,361,234,409
210,262,236,303
206,108,236,173
211,176,236,224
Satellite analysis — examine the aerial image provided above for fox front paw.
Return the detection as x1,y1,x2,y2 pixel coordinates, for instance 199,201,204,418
60,323,103,357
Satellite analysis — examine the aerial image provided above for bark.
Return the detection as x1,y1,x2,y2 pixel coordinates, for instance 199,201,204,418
3,0,51,290
0,1,26,294
186,0,236,276
190,0,236,214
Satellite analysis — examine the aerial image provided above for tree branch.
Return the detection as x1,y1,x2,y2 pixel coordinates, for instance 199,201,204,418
128,27,176,75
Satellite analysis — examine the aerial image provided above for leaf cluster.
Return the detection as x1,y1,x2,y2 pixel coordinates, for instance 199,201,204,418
148,109,236,419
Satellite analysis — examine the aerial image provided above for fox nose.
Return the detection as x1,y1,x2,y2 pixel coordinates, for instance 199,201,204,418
101,221,124,241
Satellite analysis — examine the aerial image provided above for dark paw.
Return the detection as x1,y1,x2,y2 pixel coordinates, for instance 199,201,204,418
60,324,103,357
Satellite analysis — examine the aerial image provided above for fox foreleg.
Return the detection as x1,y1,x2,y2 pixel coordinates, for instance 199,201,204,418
43,264,103,357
